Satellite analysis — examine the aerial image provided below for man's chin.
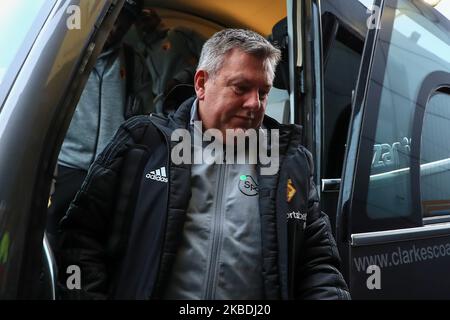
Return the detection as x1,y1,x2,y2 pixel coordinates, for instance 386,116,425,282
229,117,253,129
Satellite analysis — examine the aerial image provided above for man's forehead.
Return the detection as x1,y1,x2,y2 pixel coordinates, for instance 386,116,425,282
221,49,268,69
225,73,272,88
213,50,274,86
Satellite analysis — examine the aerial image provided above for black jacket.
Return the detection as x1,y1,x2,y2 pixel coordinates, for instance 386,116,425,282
58,97,350,300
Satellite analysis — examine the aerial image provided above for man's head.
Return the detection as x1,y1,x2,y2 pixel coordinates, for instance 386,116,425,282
194,29,281,138
105,0,143,49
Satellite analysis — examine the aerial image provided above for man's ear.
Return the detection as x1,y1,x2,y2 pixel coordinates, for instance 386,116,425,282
194,70,207,100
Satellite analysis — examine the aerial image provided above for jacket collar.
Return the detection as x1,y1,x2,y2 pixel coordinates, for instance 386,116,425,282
168,97,196,130
261,115,303,157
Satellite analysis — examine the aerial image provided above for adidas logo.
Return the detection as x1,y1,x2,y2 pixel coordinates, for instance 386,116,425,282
146,167,168,183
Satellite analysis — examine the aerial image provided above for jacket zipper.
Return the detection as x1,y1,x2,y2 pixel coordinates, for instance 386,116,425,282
204,164,226,299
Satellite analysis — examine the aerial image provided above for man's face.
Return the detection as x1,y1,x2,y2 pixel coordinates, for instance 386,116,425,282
195,49,273,137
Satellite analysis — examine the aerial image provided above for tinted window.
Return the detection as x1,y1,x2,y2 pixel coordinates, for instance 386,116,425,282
365,0,450,220
421,90,450,216
323,25,363,178
348,0,450,233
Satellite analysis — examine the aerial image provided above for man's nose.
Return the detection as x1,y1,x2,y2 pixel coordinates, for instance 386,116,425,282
243,90,261,110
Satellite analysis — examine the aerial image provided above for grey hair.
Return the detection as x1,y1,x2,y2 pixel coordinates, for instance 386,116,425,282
197,29,281,81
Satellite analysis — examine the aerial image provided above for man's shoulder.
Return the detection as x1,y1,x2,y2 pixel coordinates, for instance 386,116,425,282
100,115,160,150
121,113,169,136
121,114,152,129
294,144,314,170
263,114,302,133
94,114,168,167
263,115,305,155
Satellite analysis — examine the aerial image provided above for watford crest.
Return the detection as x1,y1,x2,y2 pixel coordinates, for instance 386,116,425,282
287,179,296,202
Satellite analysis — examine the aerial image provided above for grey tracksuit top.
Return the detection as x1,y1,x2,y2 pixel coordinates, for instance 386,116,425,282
163,100,264,299
58,47,126,170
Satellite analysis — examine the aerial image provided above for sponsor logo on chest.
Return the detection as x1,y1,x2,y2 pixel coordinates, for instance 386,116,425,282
287,211,307,228
239,175,258,196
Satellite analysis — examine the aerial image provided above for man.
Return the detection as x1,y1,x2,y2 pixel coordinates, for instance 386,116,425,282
47,0,152,249
134,8,205,114
57,29,350,300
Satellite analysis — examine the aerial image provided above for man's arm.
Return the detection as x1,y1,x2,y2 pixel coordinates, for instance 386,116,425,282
295,147,351,300
56,117,147,299
57,161,120,299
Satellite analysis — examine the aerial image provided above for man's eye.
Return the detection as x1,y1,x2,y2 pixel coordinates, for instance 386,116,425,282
259,91,269,100
234,86,246,95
